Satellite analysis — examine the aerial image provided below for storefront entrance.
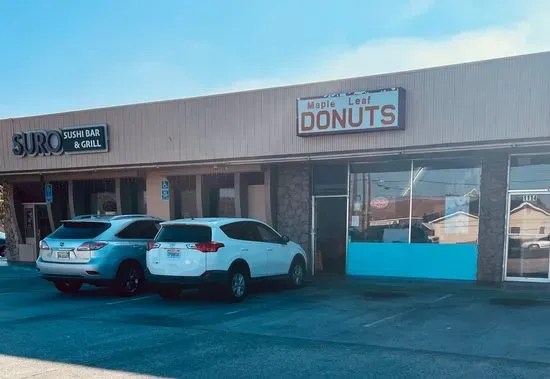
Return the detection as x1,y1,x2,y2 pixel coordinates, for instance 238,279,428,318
311,196,348,276
505,192,550,282
20,203,52,262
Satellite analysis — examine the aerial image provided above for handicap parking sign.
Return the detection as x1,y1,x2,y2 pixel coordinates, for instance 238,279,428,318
45,183,53,204
161,180,170,201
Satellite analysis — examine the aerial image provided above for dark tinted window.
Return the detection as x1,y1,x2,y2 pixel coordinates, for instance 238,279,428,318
117,221,160,239
254,223,282,243
156,225,211,243
0,239,5,245
221,222,259,241
49,222,111,239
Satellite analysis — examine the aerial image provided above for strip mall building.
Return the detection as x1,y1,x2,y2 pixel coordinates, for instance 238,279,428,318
1,52,550,283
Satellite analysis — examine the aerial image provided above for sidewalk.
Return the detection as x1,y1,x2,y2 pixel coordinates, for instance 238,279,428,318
310,274,550,300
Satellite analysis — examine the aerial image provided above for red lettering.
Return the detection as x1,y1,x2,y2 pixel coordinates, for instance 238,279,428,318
332,109,346,129
301,112,315,131
364,106,380,126
307,101,315,110
348,108,363,127
317,110,330,129
381,105,396,125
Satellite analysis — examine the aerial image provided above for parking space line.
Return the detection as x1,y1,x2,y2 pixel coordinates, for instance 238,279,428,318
105,295,156,305
225,309,246,315
363,293,453,328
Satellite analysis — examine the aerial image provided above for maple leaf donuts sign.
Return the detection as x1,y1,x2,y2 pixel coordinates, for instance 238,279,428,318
297,88,405,136
12,124,109,157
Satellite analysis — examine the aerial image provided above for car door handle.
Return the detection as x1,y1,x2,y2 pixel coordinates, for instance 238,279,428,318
241,248,249,252
267,248,273,252
132,244,141,248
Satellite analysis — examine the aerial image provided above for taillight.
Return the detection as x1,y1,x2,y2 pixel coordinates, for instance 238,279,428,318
147,241,160,251
195,242,224,253
77,242,108,251
39,240,50,250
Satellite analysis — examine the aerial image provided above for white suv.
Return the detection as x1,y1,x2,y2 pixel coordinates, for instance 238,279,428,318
146,218,307,302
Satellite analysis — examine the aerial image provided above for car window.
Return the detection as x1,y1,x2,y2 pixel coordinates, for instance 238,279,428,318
156,225,212,243
117,221,160,239
49,222,111,239
221,222,259,242
254,223,282,244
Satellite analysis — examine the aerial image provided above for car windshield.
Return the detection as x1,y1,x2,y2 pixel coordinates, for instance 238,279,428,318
156,225,211,243
48,222,111,240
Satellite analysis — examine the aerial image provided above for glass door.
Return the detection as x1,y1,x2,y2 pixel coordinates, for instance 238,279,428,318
311,196,348,276
505,192,550,281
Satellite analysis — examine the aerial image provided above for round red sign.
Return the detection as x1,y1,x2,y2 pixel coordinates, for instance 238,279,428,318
370,197,389,209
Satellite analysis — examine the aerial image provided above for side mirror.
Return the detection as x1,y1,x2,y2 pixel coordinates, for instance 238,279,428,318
281,235,290,244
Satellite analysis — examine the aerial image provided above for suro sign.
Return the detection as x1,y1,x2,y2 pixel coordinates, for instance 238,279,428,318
12,130,63,157
12,124,109,157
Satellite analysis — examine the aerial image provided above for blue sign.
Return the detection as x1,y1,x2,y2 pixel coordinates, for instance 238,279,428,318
45,183,53,204
161,180,170,201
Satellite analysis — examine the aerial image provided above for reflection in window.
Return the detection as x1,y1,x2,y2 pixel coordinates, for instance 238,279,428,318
349,161,412,243
410,159,481,244
510,155,550,191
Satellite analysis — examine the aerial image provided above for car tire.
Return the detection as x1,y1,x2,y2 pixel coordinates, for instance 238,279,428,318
158,286,182,300
114,262,144,297
288,259,305,289
54,280,82,294
226,266,248,303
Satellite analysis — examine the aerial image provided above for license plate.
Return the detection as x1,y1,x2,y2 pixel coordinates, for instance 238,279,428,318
167,249,181,258
57,251,70,259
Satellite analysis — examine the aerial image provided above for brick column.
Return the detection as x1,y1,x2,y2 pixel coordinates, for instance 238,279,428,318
477,153,509,282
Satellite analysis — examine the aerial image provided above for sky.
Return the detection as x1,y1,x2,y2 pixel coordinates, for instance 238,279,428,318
0,0,549,118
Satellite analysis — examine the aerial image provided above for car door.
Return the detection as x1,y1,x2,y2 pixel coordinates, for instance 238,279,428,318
252,222,290,276
221,221,267,278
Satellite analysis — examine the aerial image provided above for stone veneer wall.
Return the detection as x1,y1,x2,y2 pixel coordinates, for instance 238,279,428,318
275,164,311,255
477,153,509,282
0,183,21,261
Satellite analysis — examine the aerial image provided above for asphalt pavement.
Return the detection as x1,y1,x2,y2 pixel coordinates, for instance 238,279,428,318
1,264,550,378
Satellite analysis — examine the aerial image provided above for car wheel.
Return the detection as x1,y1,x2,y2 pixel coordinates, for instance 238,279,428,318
158,286,181,300
54,280,82,294
288,259,305,289
226,267,248,302
114,262,144,297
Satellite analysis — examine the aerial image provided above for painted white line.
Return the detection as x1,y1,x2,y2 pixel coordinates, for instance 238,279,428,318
105,295,155,305
432,294,453,303
363,310,411,328
363,293,453,328
225,309,246,315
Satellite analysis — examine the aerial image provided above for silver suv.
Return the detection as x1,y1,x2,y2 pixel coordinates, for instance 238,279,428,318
36,215,162,296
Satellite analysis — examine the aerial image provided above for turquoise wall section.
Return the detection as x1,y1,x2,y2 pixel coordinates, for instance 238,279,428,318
347,242,478,280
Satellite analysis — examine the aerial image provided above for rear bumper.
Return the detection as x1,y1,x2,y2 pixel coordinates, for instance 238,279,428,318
36,258,116,283
146,270,228,288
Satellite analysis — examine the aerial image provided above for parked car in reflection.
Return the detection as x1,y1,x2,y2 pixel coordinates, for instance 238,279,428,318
0,233,6,258
36,215,162,296
521,235,550,250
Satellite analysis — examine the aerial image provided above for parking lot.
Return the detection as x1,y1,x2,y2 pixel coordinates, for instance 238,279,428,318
1,265,550,378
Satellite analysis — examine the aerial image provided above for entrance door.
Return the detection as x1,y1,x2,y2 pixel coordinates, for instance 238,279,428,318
21,203,53,262
311,196,348,276
505,193,550,282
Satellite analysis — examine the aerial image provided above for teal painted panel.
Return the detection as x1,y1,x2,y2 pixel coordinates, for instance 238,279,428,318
347,242,478,280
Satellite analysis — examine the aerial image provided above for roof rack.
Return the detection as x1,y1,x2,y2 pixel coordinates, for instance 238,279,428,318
109,214,163,221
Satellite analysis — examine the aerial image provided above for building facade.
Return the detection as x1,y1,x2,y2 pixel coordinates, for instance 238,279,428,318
1,52,550,283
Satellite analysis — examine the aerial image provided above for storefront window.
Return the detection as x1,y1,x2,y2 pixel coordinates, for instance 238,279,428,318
349,161,412,242
510,155,550,191
410,159,481,244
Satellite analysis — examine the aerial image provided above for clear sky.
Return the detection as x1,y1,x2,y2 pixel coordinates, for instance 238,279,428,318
0,0,549,118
